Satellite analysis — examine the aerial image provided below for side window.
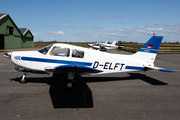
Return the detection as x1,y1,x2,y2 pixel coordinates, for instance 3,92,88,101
72,49,84,58
50,46,70,57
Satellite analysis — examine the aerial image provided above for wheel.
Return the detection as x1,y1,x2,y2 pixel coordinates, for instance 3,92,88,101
66,80,74,89
67,82,73,88
20,75,27,83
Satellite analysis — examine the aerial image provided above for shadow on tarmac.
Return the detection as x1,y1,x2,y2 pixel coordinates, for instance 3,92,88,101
84,73,168,85
11,74,94,109
10,73,168,109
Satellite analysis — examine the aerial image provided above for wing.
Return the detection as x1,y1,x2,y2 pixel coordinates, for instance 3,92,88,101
45,65,103,73
145,66,175,72
92,46,100,49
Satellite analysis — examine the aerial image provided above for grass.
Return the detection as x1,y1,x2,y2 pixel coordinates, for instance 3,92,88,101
0,51,7,53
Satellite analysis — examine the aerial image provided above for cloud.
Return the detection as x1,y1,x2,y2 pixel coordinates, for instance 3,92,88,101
48,31,65,36
43,24,71,27
98,29,116,32
60,24,72,27
47,38,54,40
72,26,94,29
98,16,119,19
43,24,98,30
102,16,115,18
145,28,164,31
41,23,180,42
79,24,180,42
115,22,124,24
33,32,41,35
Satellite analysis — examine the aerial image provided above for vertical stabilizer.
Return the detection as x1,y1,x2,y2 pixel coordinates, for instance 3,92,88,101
105,41,108,44
111,41,116,46
132,36,163,66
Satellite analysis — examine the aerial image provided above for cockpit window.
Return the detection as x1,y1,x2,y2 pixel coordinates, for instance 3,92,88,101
72,49,84,58
37,44,53,54
50,46,70,57
93,43,99,46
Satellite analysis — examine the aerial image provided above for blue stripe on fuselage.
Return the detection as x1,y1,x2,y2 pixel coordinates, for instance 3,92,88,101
125,66,145,70
21,57,92,66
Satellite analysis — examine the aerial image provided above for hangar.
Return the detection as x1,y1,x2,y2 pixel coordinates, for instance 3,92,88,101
0,14,34,49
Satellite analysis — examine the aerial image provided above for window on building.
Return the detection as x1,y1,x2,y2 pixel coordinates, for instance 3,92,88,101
72,49,84,58
50,46,70,57
8,27,14,35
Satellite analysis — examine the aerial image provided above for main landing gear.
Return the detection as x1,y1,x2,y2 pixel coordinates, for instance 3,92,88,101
20,72,27,83
66,72,76,89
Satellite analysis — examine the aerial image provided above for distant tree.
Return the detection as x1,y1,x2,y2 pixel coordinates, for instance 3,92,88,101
175,41,179,44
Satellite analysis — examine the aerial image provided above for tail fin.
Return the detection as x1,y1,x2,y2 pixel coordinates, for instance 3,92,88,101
105,41,108,44
111,41,116,46
132,36,163,66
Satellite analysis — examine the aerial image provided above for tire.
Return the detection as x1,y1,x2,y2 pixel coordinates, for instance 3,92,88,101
20,75,27,83
66,80,74,89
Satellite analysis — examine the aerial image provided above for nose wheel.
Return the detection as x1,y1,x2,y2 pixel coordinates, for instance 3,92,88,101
20,73,27,83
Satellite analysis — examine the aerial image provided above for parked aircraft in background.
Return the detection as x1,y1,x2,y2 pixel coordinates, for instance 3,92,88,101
88,41,123,51
88,41,108,50
118,41,124,48
4,35,175,88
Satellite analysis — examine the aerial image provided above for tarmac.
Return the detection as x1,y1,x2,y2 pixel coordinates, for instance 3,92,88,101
0,48,180,120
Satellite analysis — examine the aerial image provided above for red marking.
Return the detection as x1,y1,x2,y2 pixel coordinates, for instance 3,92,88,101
147,45,153,48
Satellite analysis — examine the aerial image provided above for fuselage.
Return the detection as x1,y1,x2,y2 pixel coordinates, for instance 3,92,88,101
10,43,145,75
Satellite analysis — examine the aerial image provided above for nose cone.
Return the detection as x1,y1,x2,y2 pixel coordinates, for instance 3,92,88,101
4,52,12,59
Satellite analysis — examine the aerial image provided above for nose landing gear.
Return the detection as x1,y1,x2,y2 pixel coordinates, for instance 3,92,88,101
20,72,27,83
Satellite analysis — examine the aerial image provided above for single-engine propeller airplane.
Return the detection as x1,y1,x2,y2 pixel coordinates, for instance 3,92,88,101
4,35,175,88
88,41,119,51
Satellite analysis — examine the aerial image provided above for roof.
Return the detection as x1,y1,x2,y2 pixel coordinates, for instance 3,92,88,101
0,14,8,20
19,28,28,35
0,14,5,17
0,13,33,38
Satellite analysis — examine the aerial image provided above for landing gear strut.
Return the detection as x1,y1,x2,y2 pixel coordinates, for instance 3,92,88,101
20,72,27,83
66,72,76,89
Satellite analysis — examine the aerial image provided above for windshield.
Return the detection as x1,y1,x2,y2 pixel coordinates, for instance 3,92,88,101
37,44,53,54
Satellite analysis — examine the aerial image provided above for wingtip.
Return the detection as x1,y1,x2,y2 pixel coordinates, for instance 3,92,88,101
159,69,176,72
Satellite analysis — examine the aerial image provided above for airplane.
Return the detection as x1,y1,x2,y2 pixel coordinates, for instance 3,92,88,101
4,35,175,88
88,41,120,51
88,41,109,50
118,41,124,49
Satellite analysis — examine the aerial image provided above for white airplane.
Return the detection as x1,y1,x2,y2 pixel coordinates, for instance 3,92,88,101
88,41,108,50
4,35,175,88
88,41,119,51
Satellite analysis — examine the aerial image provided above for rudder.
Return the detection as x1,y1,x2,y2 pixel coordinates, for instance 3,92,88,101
132,36,163,66
138,36,163,54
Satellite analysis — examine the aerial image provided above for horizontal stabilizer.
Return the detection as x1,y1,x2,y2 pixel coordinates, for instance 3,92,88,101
145,66,175,72
45,65,103,73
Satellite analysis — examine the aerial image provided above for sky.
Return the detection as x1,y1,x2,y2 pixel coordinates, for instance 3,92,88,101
1,0,180,43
